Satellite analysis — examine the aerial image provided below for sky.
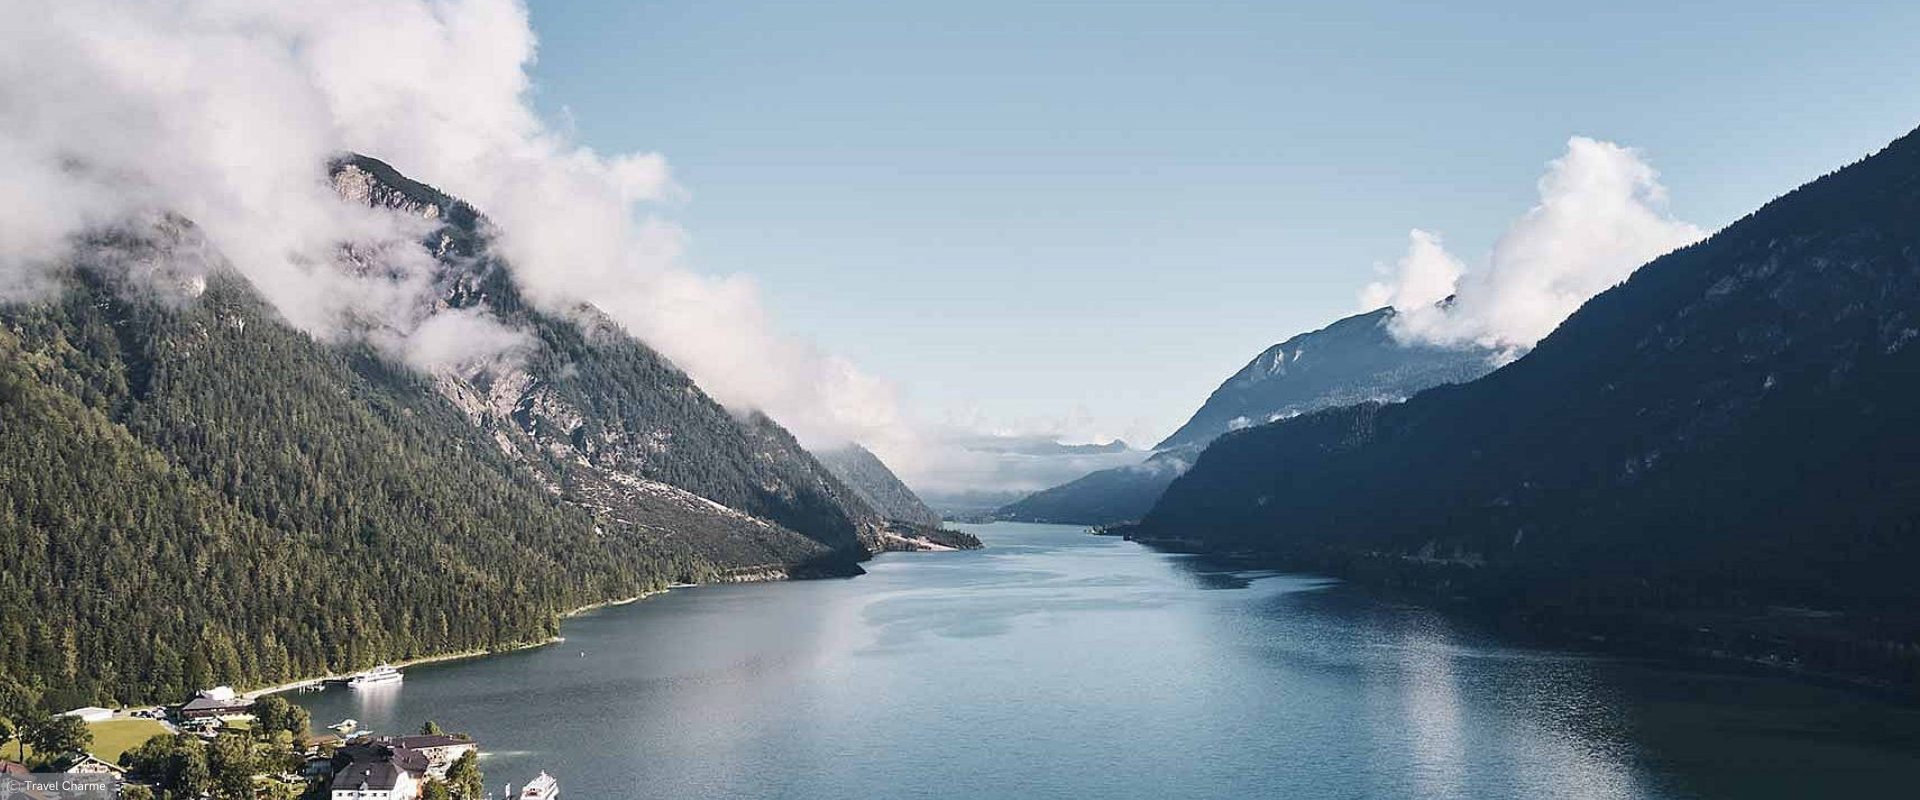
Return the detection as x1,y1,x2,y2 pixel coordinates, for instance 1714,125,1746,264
8,1,1920,496
519,0,1920,449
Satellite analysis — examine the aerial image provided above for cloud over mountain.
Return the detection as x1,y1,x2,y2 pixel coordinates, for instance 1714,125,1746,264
0,0,901,450
1363,137,1707,353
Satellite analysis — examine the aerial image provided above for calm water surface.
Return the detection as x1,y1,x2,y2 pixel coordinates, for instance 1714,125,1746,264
293,523,1918,799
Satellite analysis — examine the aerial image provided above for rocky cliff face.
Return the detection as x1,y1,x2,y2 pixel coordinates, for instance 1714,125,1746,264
326,155,886,561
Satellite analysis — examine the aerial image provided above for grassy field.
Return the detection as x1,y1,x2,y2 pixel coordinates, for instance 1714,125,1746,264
7,717,178,767
86,718,170,764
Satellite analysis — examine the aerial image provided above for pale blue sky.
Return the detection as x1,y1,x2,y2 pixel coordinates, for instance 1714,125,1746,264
523,0,1920,446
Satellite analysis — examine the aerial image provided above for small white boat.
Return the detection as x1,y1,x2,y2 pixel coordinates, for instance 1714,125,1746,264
328,718,359,732
346,664,403,689
519,772,558,800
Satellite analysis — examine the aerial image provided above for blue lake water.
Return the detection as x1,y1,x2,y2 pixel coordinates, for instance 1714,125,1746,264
290,522,1918,799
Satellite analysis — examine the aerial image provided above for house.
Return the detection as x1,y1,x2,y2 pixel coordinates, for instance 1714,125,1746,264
329,759,421,800
56,753,126,775
1,759,55,800
365,735,477,777
329,744,429,800
178,695,253,721
196,686,237,702
61,707,114,723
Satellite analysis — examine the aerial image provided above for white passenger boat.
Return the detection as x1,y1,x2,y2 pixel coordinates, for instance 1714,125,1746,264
346,664,403,688
518,772,558,800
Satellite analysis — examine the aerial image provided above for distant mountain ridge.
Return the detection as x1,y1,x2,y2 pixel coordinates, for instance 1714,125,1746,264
994,448,1191,526
815,443,984,551
1156,306,1494,451
996,307,1495,525
815,443,941,527
1133,127,1920,686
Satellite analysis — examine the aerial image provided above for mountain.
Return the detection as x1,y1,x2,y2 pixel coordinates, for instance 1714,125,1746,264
1133,128,1920,686
994,448,1190,526
921,489,1031,523
815,443,940,527
959,437,1131,457
996,307,1494,525
815,443,985,551
331,156,885,558
1156,307,1495,451
0,156,883,707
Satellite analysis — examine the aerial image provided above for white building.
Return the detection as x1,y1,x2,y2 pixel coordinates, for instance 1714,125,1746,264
330,760,421,800
62,754,126,775
329,744,430,800
62,707,114,723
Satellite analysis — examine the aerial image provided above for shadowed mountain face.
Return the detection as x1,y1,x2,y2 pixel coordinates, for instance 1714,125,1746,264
997,308,1494,525
815,443,941,527
1140,127,1920,634
0,155,882,706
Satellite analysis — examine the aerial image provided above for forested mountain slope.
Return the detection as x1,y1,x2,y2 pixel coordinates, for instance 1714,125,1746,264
0,264,721,708
815,443,941,527
0,158,881,707
1137,127,1920,677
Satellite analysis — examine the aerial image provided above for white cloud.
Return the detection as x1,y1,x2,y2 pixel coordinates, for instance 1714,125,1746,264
0,0,904,452
1361,229,1464,313
390,307,534,373
892,428,1145,496
1364,137,1707,352
849,403,1159,495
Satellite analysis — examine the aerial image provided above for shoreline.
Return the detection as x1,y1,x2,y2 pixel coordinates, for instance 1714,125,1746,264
241,551,936,701
558,584,684,620
246,583,704,700
242,638,562,700
1119,536,1920,699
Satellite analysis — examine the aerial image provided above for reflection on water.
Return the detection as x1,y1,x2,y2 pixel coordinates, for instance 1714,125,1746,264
338,682,399,734
1397,615,1469,800
289,523,1918,800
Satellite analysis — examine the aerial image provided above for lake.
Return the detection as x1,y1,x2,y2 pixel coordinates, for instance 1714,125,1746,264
290,522,1919,799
